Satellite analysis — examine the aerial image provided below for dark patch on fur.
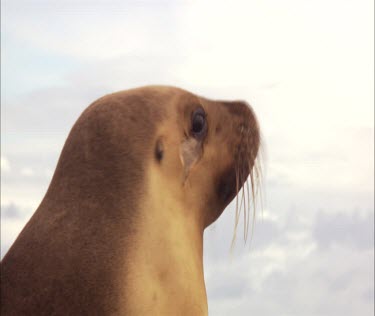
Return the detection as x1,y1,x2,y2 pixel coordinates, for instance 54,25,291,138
155,138,164,162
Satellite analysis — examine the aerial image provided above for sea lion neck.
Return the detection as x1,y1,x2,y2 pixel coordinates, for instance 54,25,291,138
121,162,208,315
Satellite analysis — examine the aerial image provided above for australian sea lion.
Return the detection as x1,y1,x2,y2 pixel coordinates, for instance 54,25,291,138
1,86,261,315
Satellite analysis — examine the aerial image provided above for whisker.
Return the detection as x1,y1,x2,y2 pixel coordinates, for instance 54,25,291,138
242,174,247,243
245,177,251,243
231,131,264,250
249,163,257,242
237,158,247,243
237,166,245,237
231,164,240,251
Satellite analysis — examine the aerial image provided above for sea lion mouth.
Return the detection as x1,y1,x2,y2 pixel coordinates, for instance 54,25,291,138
215,149,262,244
216,160,253,205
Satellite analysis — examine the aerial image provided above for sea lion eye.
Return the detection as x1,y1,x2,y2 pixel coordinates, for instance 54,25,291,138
191,107,207,139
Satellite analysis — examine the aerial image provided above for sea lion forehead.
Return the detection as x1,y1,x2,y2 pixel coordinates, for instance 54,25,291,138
118,86,200,115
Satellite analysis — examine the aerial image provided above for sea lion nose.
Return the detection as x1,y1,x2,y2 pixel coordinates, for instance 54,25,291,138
222,101,259,145
222,101,260,176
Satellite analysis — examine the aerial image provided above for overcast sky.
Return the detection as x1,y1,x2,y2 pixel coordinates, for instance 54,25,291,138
1,0,374,315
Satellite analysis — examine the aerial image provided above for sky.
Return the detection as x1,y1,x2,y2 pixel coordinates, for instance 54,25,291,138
1,0,374,315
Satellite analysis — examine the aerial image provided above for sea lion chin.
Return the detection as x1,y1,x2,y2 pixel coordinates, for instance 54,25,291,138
1,86,261,316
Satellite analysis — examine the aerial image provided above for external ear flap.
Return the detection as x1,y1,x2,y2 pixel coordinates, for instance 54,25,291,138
179,138,203,183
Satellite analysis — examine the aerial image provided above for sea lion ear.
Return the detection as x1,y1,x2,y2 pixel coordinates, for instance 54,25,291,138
179,138,203,183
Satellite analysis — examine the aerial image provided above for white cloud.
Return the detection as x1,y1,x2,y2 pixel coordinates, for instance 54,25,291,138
204,207,374,316
20,167,34,177
44,168,53,178
1,156,10,172
3,1,185,61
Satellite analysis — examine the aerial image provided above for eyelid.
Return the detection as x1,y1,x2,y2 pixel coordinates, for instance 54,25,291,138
193,106,205,116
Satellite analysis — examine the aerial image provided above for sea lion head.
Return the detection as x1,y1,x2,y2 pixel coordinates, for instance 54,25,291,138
46,86,261,239
146,86,261,233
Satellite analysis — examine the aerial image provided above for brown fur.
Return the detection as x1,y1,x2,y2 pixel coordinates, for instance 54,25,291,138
1,86,260,315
